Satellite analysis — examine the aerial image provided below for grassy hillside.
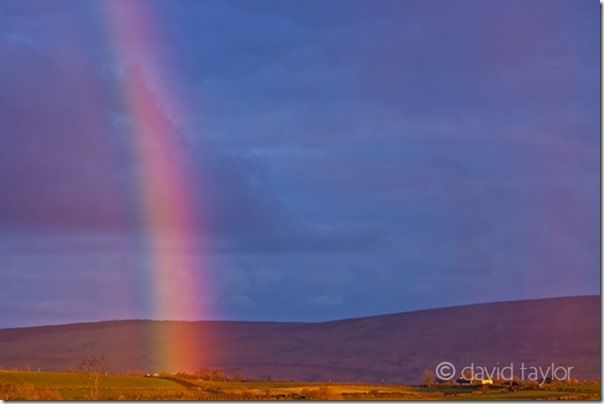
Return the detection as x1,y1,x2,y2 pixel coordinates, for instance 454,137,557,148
0,296,599,384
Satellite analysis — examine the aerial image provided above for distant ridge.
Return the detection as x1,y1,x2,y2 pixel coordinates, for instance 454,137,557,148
0,295,599,384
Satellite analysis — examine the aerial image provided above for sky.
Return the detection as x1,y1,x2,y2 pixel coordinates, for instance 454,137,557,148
0,0,599,327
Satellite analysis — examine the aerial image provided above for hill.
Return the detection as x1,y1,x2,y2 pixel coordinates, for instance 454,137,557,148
0,296,599,384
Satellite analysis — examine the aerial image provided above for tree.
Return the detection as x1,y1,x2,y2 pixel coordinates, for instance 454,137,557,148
79,356,106,399
422,369,434,387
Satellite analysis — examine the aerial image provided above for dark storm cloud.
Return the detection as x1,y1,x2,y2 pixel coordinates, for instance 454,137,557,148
0,0,599,326
0,18,368,254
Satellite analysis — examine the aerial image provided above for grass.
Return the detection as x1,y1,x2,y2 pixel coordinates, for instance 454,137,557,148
0,370,187,400
0,370,180,388
0,370,600,400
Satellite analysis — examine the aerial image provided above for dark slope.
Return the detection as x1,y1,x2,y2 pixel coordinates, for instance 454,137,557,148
0,296,599,384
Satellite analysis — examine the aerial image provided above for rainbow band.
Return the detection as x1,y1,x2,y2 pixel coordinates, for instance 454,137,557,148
102,1,205,372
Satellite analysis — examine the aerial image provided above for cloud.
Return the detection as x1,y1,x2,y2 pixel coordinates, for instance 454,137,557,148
0,0,70,19
0,27,380,255
0,0,599,326
230,294,254,307
307,294,344,308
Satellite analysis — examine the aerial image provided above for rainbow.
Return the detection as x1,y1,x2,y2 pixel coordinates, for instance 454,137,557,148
101,1,208,372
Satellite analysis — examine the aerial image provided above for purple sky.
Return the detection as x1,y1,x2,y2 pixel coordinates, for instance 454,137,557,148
0,0,599,327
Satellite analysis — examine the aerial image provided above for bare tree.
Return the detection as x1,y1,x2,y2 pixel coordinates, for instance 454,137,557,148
422,369,434,387
79,356,106,400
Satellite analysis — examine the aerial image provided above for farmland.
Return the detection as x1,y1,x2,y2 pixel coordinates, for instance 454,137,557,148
0,370,599,400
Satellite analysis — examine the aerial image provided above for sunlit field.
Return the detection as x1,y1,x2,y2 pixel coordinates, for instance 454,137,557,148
0,370,599,401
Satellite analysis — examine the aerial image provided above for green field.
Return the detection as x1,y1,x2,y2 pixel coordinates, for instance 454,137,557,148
0,370,600,400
